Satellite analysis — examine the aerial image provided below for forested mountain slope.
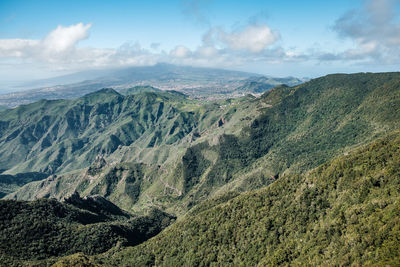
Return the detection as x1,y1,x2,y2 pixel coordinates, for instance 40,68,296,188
1,72,400,266
98,129,400,266
6,72,400,216
0,193,175,266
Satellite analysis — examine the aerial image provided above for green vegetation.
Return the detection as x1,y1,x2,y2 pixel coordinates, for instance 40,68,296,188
220,72,400,174
100,130,400,266
6,72,400,218
51,253,100,267
3,90,257,213
235,80,275,93
0,172,47,198
234,76,303,94
0,195,175,266
119,85,161,95
0,88,220,176
152,72,400,212
0,72,399,265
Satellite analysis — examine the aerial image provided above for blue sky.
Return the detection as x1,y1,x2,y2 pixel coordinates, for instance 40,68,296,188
0,0,399,84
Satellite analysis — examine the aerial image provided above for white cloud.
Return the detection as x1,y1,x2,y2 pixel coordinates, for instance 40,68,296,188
0,23,164,71
2,2,400,82
221,25,279,53
0,39,39,57
168,23,303,69
331,0,400,63
203,25,279,53
196,45,218,58
0,21,296,77
163,23,289,69
42,23,91,53
170,45,192,58
0,23,92,60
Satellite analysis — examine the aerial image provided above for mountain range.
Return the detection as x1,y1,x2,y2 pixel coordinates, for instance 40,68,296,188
0,64,305,108
0,71,399,266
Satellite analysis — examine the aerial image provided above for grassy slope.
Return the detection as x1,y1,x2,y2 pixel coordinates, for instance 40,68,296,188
6,95,258,214
151,72,400,212
6,163,165,213
0,172,48,198
0,87,256,175
100,130,400,266
0,88,255,198
0,88,205,174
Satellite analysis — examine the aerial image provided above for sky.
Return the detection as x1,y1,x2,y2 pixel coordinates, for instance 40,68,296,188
1,0,400,86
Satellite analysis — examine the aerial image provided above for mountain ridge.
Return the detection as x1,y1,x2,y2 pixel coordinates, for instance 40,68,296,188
5,72,400,218
96,129,400,266
0,71,400,266
0,64,303,107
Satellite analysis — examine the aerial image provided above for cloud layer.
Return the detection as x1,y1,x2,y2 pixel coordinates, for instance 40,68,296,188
0,0,399,77
330,0,400,63
0,23,92,61
0,21,288,72
203,25,279,53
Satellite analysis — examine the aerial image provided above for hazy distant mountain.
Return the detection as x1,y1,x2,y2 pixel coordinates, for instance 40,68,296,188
12,69,117,90
0,64,304,107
